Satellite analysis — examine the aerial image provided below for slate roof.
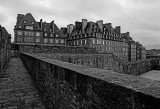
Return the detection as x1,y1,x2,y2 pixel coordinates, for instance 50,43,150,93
15,13,66,38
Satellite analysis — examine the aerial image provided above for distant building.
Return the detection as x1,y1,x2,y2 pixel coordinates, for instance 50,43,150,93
146,49,160,57
140,46,146,60
136,42,141,61
136,42,146,60
14,13,66,45
0,25,11,72
66,19,128,61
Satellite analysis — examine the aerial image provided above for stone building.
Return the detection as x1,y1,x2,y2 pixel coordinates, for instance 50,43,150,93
14,13,66,45
66,19,129,61
136,42,146,61
136,41,141,61
140,46,146,60
0,25,11,73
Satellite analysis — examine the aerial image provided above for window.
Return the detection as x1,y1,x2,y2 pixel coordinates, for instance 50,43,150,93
103,40,105,45
35,38,40,43
77,40,79,45
17,37,23,42
30,37,34,43
44,29,46,31
85,40,87,44
31,21,34,24
25,26,33,30
44,33,47,37
18,26,22,28
30,32,34,36
44,38,48,43
36,32,40,36
60,39,64,43
74,41,75,45
55,39,59,43
24,31,34,36
97,40,101,44
55,34,58,37
49,39,54,43
50,34,53,37
93,39,95,44
24,20,27,23
17,31,22,35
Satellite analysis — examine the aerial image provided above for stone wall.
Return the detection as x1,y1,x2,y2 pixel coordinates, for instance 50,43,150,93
20,52,160,109
0,26,11,73
32,53,160,76
33,53,125,74
14,43,160,76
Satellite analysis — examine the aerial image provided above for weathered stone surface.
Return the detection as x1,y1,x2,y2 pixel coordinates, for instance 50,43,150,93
21,52,160,109
0,58,46,109
32,53,160,76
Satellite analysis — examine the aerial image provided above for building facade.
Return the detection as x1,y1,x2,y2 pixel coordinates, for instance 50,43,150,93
0,25,11,73
14,13,66,45
136,42,146,61
140,46,146,60
66,19,129,61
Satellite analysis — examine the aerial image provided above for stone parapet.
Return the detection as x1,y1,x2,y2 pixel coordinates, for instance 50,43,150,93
20,52,160,109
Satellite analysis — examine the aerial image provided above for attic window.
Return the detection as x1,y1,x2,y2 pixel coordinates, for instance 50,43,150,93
31,21,34,24
55,34,58,37
24,21,27,23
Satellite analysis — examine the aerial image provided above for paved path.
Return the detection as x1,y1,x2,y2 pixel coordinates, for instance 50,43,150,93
0,58,46,109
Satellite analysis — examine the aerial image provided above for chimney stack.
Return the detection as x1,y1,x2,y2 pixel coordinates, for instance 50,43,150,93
75,21,81,32
115,26,121,34
40,19,43,30
51,20,54,33
82,19,87,33
69,24,74,34
105,23,112,32
97,20,103,32
67,25,70,34
17,14,24,24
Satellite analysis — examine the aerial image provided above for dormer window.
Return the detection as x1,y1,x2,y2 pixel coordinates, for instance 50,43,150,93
31,21,34,24
24,20,27,23
55,34,58,37
50,34,53,37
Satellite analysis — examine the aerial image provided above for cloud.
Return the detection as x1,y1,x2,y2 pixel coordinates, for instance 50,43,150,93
0,0,159,48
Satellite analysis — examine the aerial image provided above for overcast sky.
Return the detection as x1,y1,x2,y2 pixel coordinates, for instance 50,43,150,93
0,0,159,49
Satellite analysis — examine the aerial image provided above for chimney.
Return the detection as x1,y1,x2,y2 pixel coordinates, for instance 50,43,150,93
69,24,74,34
17,14,24,24
51,20,54,33
67,25,70,34
75,21,81,32
82,19,87,33
40,19,43,30
127,32,130,36
115,26,121,34
60,27,67,33
97,20,103,31
105,23,112,32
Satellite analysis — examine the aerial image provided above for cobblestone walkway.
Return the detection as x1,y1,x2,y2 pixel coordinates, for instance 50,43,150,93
0,58,46,109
